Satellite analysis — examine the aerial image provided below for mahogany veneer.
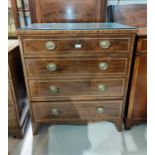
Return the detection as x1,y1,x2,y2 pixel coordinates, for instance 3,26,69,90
18,23,136,134
29,0,107,23
25,57,128,78
107,4,147,129
125,31,147,129
32,100,123,121
107,4,147,27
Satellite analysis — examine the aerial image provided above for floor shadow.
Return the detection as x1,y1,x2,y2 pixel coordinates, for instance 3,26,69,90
87,122,124,154
48,124,91,155
32,125,49,155
8,122,147,155
121,124,147,155
9,121,32,155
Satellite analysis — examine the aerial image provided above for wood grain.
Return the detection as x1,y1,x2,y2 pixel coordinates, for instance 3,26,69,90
29,78,125,101
8,106,18,128
32,100,123,121
8,40,29,138
23,36,130,55
25,57,128,78
8,82,14,105
125,52,147,129
107,4,147,28
28,0,107,23
107,4,147,129
137,37,147,53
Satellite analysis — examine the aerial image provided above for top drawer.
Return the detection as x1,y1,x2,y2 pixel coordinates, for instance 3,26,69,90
22,36,130,55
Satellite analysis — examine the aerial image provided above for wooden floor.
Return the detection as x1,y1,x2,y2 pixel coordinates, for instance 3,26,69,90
9,122,147,155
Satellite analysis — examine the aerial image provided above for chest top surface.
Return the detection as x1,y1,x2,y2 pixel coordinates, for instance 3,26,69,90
17,23,137,35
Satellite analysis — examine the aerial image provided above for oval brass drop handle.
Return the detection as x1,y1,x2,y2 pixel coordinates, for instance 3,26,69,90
49,86,59,93
46,63,57,72
45,41,56,50
96,107,105,114
100,40,111,49
97,84,107,92
98,62,108,71
51,108,60,116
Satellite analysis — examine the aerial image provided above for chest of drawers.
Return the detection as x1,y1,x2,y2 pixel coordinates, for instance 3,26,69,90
18,23,136,134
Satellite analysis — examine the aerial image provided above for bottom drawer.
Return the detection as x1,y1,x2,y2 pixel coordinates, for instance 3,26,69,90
8,106,18,128
32,100,123,121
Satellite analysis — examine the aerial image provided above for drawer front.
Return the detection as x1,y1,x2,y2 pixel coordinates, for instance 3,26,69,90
29,79,125,101
8,82,14,105
23,37,130,55
32,100,123,121
25,57,128,78
8,106,18,128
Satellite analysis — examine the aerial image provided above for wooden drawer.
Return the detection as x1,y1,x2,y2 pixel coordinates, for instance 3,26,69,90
25,57,128,78
23,37,130,55
29,78,125,101
8,106,18,128
32,100,123,121
8,82,14,105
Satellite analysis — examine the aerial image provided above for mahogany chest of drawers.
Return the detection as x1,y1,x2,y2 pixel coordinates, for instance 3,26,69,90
8,40,29,138
18,23,136,134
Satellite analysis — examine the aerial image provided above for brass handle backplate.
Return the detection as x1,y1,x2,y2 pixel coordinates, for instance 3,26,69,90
97,84,107,92
46,63,57,72
51,108,60,116
49,86,59,93
96,107,105,114
100,40,111,49
98,62,109,71
45,41,56,50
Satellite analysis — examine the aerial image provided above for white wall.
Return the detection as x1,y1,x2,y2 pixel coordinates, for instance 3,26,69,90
108,0,147,5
